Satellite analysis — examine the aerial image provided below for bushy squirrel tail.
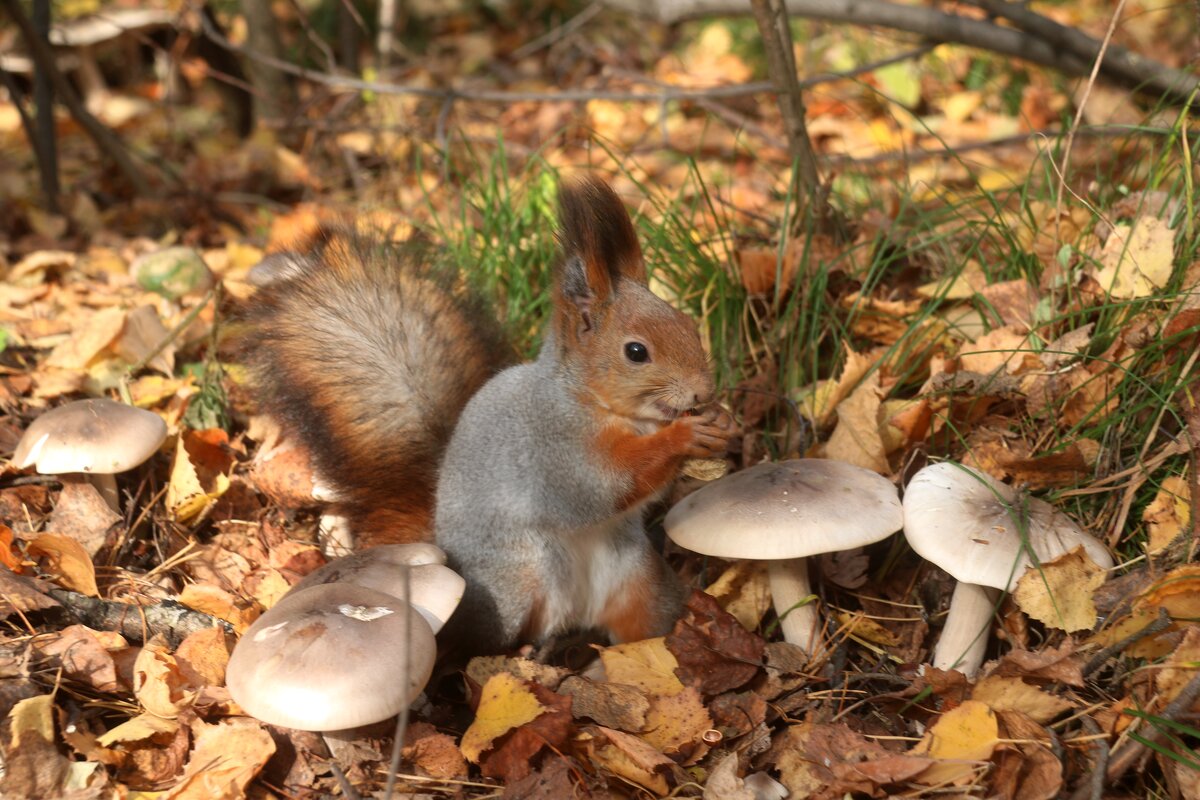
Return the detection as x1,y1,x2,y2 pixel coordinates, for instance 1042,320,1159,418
240,229,513,547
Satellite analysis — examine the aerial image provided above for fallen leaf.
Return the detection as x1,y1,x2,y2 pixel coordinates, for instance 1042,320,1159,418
708,691,767,738
640,685,712,759
27,532,99,596
465,655,568,694
403,721,467,779
824,369,888,473
477,681,572,783
911,700,1000,785
599,638,685,696
771,722,933,798
133,643,195,718
584,726,673,795
1094,217,1175,298
460,671,547,763
44,307,126,369
174,627,230,688
47,479,120,557
176,584,258,632
970,676,1073,724
34,625,123,692
666,590,764,694
958,326,1038,375
0,565,61,617
167,429,234,523
2,695,70,797
559,675,649,731
704,561,772,632
113,305,175,376
1144,476,1190,554
1012,547,1107,632
163,716,274,799
703,752,754,800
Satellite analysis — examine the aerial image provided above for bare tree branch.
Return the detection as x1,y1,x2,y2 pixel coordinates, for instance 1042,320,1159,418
603,0,1197,103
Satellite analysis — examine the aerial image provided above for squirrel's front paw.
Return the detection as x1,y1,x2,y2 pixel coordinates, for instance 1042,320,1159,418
680,405,735,458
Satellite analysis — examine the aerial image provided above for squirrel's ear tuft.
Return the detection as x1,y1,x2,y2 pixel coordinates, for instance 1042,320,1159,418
557,177,647,299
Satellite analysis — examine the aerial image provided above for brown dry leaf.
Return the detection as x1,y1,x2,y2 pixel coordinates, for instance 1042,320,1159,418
1012,547,1107,632
2,695,70,797
163,716,275,799
704,561,771,632
708,691,767,738
835,610,900,648
0,525,23,572
990,711,1063,800
249,442,322,507
599,638,685,696
113,305,175,376
465,655,568,693
241,568,291,611
958,326,1039,375
44,306,126,369
174,627,229,688
980,279,1041,330
737,247,793,296
1040,324,1094,369
27,532,99,596
824,369,888,473
991,640,1084,686
403,721,468,779
96,712,180,748
477,682,572,783
819,547,870,589
771,722,933,799
47,479,120,557
460,671,547,763
843,293,924,344
970,676,1073,724
911,700,1000,785
1144,476,1190,554
176,584,258,633
559,675,649,731
1094,217,1175,298
917,260,988,299
640,685,712,759
583,726,673,795
167,429,235,523
133,644,195,718
0,565,61,617
34,625,123,693
666,590,764,695
1155,625,1200,705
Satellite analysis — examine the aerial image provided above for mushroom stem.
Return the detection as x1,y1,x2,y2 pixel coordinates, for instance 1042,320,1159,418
89,473,120,511
932,582,1001,678
767,558,822,657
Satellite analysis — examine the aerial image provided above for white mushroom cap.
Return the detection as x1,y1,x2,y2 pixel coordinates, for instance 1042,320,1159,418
291,545,464,634
665,459,904,559
13,399,167,474
903,462,1114,591
226,583,435,731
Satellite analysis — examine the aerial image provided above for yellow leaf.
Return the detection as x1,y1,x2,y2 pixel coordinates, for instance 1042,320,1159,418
460,672,546,763
599,638,684,697
1095,217,1175,299
10,695,55,745
177,584,258,633
911,700,1000,785
163,717,274,800
133,645,195,718
28,533,99,596
916,260,987,299
705,562,771,632
44,307,127,370
1144,476,1190,554
639,686,713,757
834,610,899,647
96,713,180,747
970,676,1073,724
583,727,672,795
1012,547,1107,632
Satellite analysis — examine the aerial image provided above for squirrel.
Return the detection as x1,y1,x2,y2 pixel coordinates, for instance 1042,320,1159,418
241,176,735,653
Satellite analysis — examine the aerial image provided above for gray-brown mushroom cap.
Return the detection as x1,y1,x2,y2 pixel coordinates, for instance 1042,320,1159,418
291,544,464,634
12,398,167,475
226,583,435,731
903,462,1114,592
665,459,904,560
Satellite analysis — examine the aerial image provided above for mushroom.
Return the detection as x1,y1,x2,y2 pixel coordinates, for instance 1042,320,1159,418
226,583,436,731
290,543,465,633
902,462,1114,677
665,459,903,657
12,398,167,510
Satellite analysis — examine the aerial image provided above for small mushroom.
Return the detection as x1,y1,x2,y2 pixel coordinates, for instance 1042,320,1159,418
665,459,903,657
291,544,465,633
12,398,167,510
226,583,436,731
903,462,1114,677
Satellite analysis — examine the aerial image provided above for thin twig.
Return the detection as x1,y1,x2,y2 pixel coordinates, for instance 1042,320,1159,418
1082,607,1171,677
46,588,233,648
512,2,603,60
1067,716,1108,800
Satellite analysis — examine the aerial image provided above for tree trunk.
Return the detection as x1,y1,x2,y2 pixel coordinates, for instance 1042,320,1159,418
240,0,298,130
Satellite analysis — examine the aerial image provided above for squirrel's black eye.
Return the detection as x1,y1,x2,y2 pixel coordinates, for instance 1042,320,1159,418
624,341,649,363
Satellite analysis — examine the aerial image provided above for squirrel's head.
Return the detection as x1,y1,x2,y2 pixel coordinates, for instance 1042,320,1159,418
552,176,715,424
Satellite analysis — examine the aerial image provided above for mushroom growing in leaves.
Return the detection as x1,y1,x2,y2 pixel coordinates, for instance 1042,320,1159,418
665,459,903,657
226,583,437,731
290,543,465,633
903,462,1114,677
12,398,167,510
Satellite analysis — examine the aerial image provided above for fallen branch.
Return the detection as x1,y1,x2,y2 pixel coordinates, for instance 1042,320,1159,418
46,588,233,649
602,0,1197,103
1105,669,1200,782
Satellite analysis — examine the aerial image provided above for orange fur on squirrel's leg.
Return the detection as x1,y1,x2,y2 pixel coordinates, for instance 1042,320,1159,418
597,558,679,643
595,422,693,511
349,505,434,548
